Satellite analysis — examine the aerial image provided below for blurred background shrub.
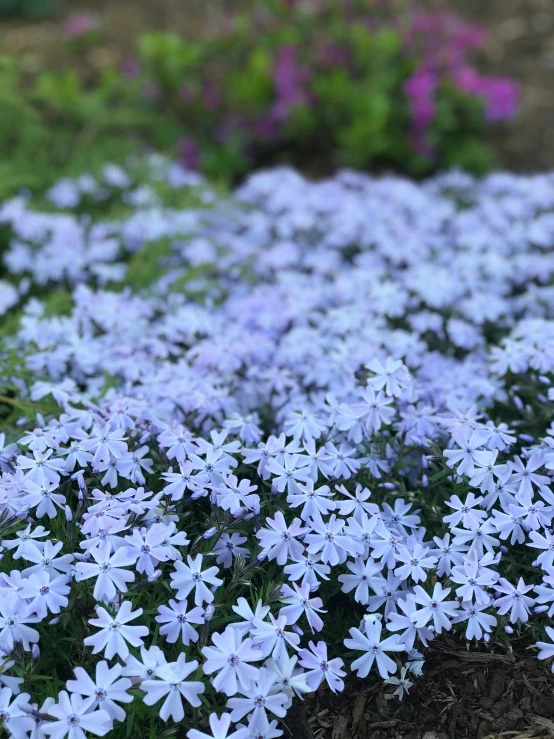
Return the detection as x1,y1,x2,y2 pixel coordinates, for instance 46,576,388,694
0,0,518,197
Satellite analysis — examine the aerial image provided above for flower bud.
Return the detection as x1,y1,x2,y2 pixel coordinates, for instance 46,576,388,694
203,527,217,539
504,624,514,635
147,570,162,583
499,545,508,555
31,644,40,660
291,624,304,637
422,474,428,489
64,505,73,522
534,604,549,614
203,604,215,623
483,633,490,643
539,375,551,385
513,395,524,411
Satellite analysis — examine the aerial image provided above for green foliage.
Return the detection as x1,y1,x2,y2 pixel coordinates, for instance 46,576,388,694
0,1,515,198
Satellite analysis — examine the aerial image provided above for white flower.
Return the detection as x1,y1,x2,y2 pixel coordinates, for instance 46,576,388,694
66,661,133,722
41,690,111,739
202,626,261,697
170,555,223,606
74,543,136,602
142,654,204,722
84,601,148,660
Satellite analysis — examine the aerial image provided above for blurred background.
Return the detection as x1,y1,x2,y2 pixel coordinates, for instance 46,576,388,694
0,0,552,199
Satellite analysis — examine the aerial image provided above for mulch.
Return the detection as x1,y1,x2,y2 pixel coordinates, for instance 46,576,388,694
284,634,554,739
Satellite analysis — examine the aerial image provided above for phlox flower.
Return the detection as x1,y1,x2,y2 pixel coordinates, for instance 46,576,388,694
394,543,437,583
256,512,307,566
509,455,550,499
344,621,404,679
162,460,209,501
265,655,310,701
452,600,497,640
0,687,34,737
66,661,132,723
494,577,535,623
431,533,466,576
338,557,386,605
283,554,331,591
202,626,260,697
528,530,554,569
536,626,554,672
352,387,395,435
366,357,411,398
84,601,148,660
187,712,249,739
156,599,204,645
265,454,311,494
230,598,270,637
323,442,361,480
381,499,420,533
334,484,377,521
214,533,249,569
0,595,40,652
124,524,171,576
226,667,288,728
41,690,111,739
22,540,74,578
170,554,223,606
387,594,433,651
279,583,326,633
411,583,459,634
443,493,486,529
283,410,327,442
298,640,345,693
509,491,553,531
304,514,363,565
74,542,136,601
215,476,258,515
450,549,498,604
251,614,300,662
443,428,490,477
16,448,65,486
534,571,554,617
3,525,49,560
286,480,336,521
20,571,70,618
142,654,204,722
21,481,66,519
384,666,413,701
83,425,127,465
122,646,167,682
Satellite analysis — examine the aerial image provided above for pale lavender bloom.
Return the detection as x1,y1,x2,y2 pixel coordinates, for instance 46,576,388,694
443,493,486,529
156,599,204,645
84,601,148,659
283,553,331,590
384,666,413,701
394,543,437,583
170,554,223,606
387,593,433,651
344,621,404,679
337,557,386,605
286,480,336,521
214,533,249,568
411,583,459,633
431,533,466,576
304,514,363,565
279,583,326,633
41,690,111,739
452,599,497,640
450,549,498,604
75,543,135,601
230,598,270,637
256,512,308,565
536,626,554,672
201,626,260,696
20,571,70,618
366,357,411,398
124,524,170,576
494,577,535,623
121,645,167,682
142,654,204,722
22,540,74,578
251,614,300,661
298,640,345,693
0,595,40,652
17,448,65,486
187,712,249,739
66,661,133,722
226,667,288,728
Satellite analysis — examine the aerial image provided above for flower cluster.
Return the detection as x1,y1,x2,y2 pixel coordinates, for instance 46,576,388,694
1,162,554,738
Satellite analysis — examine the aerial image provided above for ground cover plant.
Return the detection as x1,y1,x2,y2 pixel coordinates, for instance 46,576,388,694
0,1,518,199
1,160,554,738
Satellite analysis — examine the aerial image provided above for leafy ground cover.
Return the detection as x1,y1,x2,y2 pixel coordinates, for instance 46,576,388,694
0,0,519,199
1,161,554,738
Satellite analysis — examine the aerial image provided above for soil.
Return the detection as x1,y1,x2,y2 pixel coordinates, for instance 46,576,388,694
1,0,554,170
285,634,554,739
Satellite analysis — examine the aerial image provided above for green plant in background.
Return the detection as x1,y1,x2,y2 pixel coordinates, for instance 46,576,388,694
0,0,518,198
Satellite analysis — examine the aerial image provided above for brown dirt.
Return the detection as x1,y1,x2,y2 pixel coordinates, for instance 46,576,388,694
1,0,554,171
287,635,554,739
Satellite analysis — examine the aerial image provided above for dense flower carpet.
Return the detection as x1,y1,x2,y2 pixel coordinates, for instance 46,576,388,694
1,161,554,738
